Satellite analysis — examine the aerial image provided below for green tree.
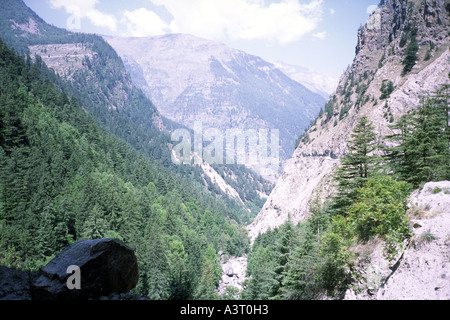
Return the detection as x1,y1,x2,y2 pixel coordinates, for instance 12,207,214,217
317,214,353,298
380,80,394,100
193,244,221,300
242,246,278,300
402,35,418,75
385,87,450,186
80,204,108,240
332,116,380,214
167,235,190,300
347,176,411,259
273,221,296,298
281,228,321,300
139,219,170,300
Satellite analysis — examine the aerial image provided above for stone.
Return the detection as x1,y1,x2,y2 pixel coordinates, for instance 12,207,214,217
31,238,138,300
0,266,33,300
218,255,248,296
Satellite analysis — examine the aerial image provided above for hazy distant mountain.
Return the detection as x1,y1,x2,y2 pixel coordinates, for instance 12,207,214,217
273,61,340,99
105,34,326,174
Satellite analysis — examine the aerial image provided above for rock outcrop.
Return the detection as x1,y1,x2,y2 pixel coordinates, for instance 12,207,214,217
31,238,139,300
217,254,248,297
345,181,450,300
0,266,33,300
248,0,450,242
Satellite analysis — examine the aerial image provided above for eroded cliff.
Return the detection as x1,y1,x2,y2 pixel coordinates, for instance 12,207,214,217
249,0,450,242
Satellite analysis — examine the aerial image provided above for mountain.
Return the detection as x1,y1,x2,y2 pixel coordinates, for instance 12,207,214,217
104,34,327,176
248,0,450,241
0,0,273,218
239,0,450,301
0,33,254,299
0,0,277,300
273,61,340,99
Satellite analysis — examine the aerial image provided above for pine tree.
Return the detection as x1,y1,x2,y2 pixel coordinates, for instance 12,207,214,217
332,116,380,214
384,113,415,178
281,230,320,300
80,204,108,240
273,221,296,298
193,244,221,300
141,219,170,300
402,35,418,75
167,235,190,300
241,246,278,300
386,86,450,186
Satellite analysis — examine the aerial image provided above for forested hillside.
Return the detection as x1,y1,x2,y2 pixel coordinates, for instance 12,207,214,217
243,87,449,299
0,37,252,299
0,0,272,223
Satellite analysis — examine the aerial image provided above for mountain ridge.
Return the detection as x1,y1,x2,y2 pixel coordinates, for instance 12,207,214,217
105,33,327,176
0,0,273,218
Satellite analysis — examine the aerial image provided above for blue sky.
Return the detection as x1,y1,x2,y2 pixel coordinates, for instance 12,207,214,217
24,0,379,81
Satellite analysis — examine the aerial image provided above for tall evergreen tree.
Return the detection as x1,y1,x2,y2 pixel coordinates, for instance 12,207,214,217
273,221,296,298
281,230,320,300
402,34,419,75
332,116,380,214
385,86,450,186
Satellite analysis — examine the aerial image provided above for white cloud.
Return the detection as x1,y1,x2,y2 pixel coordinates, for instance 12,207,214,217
329,8,335,15
313,31,326,40
145,0,324,44
121,8,170,37
50,0,117,31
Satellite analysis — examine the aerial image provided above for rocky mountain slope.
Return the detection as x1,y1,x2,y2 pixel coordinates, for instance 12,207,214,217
249,0,450,242
105,34,326,176
345,181,450,300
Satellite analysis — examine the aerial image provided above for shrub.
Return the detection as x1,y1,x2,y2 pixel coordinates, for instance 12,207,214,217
380,80,394,99
432,187,442,194
318,215,354,296
347,176,412,259
420,229,437,243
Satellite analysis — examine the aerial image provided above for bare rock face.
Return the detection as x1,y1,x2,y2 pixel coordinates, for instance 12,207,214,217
31,238,139,300
408,181,450,216
248,0,450,243
377,213,450,300
248,153,339,242
218,255,248,297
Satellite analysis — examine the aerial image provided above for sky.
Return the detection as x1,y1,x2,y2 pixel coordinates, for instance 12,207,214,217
23,0,380,84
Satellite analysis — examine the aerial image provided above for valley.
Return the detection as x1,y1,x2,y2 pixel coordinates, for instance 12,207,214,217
0,0,449,302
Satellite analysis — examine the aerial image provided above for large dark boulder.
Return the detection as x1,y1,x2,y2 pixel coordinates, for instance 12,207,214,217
0,266,33,300
31,238,139,300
